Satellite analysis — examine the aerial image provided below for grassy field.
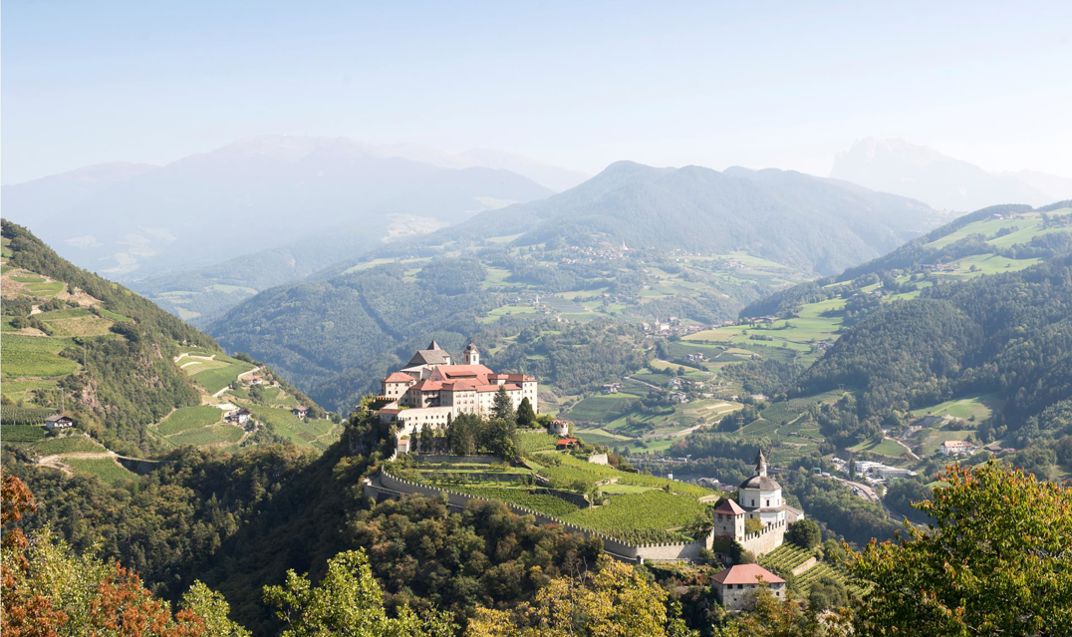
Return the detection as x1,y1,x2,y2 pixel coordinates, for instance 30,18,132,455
453,486,581,516
478,304,538,324
155,405,223,436
919,429,977,456
849,437,911,459
518,430,559,453
574,427,633,447
166,424,244,447
911,394,996,422
246,405,342,451
178,353,256,394
35,308,114,337
1,335,80,378
27,435,107,455
63,457,136,485
0,425,47,443
567,394,640,423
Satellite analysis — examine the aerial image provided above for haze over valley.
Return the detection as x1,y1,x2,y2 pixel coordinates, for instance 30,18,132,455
4,4,1072,636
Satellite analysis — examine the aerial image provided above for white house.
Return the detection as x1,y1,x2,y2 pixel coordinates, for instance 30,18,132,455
713,564,786,610
940,440,975,456
43,414,75,432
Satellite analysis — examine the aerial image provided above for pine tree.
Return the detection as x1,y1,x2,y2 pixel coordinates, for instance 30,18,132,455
516,397,536,428
493,387,514,421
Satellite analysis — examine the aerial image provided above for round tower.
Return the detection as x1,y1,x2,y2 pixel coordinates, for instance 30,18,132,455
464,341,480,365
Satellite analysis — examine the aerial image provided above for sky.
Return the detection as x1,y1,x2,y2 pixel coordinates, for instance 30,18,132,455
3,0,1071,184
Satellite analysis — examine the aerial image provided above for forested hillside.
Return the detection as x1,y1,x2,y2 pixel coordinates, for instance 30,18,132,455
1,221,340,475
667,202,1072,494
800,257,1072,448
211,163,940,411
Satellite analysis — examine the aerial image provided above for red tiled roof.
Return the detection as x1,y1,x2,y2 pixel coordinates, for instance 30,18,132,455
712,564,784,586
385,372,414,383
432,364,494,380
556,438,577,445
412,380,443,391
443,379,479,391
475,383,521,392
713,498,746,515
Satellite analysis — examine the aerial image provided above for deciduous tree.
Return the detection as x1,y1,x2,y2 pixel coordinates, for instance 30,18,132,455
850,461,1072,635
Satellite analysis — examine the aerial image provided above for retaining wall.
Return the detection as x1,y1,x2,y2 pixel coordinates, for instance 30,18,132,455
740,520,787,557
367,469,711,563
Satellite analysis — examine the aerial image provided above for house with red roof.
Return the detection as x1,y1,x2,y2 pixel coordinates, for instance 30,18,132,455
376,341,539,451
712,564,786,610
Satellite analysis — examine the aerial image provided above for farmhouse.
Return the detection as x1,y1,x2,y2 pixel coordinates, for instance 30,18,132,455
291,406,309,420
43,414,75,431
940,439,975,456
377,341,538,450
712,564,786,610
226,408,251,425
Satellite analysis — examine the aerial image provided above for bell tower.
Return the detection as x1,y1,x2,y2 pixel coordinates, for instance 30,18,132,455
464,341,480,365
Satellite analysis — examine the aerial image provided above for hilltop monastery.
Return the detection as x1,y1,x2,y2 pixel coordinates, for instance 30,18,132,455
377,341,538,451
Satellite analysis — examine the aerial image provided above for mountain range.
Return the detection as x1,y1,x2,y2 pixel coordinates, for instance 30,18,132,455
207,162,942,410
2,136,568,322
832,138,1072,212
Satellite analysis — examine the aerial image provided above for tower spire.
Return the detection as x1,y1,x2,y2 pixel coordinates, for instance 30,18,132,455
755,449,768,477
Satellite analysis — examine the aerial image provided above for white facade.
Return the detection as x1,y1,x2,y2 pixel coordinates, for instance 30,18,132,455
377,341,539,443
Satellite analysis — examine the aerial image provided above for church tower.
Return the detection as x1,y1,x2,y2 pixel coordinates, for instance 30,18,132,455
755,449,768,477
464,341,480,365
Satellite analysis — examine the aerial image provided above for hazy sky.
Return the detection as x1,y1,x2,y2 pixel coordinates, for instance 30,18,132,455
3,0,1071,184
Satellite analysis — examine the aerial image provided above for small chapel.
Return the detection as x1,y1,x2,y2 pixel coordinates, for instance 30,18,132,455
712,449,804,547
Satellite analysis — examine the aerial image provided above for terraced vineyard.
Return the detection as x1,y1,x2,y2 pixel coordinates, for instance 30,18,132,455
793,562,857,597
760,543,814,575
388,441,721,544
1,221,341,484
760,543,859,597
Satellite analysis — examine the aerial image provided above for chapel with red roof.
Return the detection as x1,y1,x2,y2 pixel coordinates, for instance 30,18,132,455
377,340,538,451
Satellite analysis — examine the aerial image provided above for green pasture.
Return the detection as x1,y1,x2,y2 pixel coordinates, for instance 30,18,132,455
567,394,640,423
247,405,342,451
63,457,136,485
167,424,244,447
455,486,581,517
911,394,996,422
1,335,80,378
36,308,114,337
919,429,977,456
849,437,910,459
154,405,223,436
27,435,106,455
0,379,61,403
0,425,47,444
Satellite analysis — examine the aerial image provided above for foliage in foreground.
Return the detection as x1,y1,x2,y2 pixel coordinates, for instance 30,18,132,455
464,557,697,637
264,549,455,637
1,475,248,637
850,461,1072,636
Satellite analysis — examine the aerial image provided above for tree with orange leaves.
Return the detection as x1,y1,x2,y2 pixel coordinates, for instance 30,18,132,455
1,475,249,637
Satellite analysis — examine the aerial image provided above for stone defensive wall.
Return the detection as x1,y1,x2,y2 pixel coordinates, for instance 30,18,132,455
740,519,787,556
367,468,713,563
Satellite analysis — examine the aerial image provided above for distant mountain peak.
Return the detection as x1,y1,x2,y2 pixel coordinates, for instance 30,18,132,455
832,138,1070,211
